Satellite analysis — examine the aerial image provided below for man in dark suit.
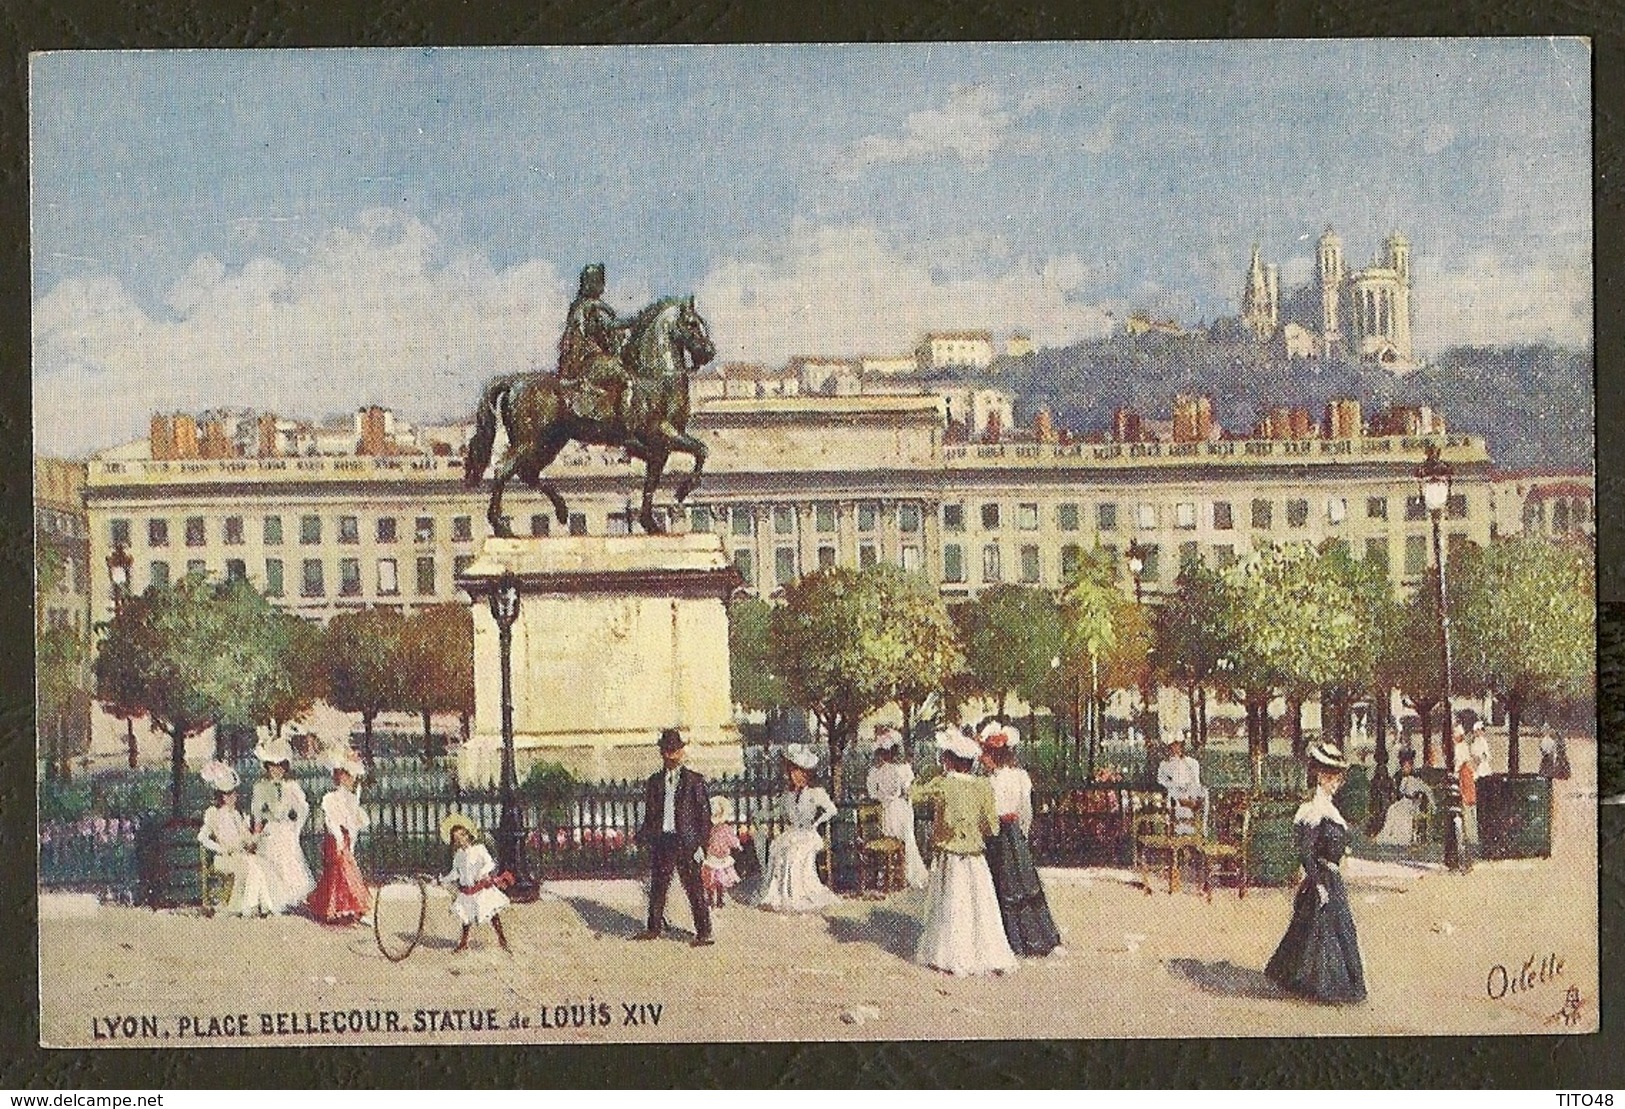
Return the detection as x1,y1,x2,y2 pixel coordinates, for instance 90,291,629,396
633,727,714,945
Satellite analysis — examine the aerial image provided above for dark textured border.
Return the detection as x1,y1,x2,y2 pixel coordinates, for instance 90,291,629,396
2,1,1620,1090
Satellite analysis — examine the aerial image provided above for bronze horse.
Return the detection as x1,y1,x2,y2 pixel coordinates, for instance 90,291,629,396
464,296,716,536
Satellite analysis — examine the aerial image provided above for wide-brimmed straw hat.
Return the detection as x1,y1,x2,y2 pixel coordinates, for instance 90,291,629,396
871,726,904,753
782,744,819,771
440,812,480,845
935,726,982,763
1306,741,1349,772
199,760,240,793
979,723,1021,750
324,748,365,780
253,736,295,766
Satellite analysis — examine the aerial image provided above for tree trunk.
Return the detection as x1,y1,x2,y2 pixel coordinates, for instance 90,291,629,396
1245,694,1268,792
169,726,188,820
1506,693,1522,774
998,691,1008,718
1197,686,1209,750
1417,699,1437,767
1288,695,1305,758
1187,687,1199,746
901,701,915,762
460,711,471,746
1070,692,1082,771
361,712,376,767
422,709,434,765
214,724,227,761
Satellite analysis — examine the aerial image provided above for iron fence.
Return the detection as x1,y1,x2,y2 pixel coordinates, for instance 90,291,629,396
37,747,1314,897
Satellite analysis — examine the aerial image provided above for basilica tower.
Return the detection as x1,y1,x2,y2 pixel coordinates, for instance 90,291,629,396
1317,227,1345,359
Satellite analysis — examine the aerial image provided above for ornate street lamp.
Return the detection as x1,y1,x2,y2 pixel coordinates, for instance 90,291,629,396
1123,539,1155,780
1418,443,1467,872
104,542,137,769
489,571,539,900
1125,540,1147,605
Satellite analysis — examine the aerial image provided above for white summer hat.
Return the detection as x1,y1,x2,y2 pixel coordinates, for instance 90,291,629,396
199,760,240,793
782,744,819,771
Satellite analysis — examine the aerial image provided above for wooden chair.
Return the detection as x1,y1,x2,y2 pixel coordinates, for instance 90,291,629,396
199,847,233,917
1194,791,1251,901
1412,791,1433,845
854,801,905,895
1132,806,1197,894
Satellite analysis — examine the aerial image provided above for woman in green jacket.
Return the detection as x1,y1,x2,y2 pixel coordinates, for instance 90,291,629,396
910,726,1019,977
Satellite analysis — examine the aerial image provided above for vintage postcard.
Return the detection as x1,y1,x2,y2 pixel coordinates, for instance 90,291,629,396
32,42,1596,1046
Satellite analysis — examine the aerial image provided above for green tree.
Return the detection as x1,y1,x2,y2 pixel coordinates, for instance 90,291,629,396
324,607,410,764
872,564,964,754
258,609,327,742
1221,543,1362,763
1152,559,1230,751
1453,536,1595,772
1054,547,1120,768
94,573,265,818
728,596,786,712
401,604,475,763
955,584,1063,717
768,565,925,795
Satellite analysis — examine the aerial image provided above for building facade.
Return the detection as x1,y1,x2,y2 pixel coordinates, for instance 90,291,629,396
82,398,1495,631
36,457,90,635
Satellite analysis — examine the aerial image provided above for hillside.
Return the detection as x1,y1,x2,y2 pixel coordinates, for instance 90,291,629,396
990,335,1592,472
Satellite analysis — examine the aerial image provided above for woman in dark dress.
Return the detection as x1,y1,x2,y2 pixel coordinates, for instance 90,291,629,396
1265,741,1367,1004
978,723,1064,958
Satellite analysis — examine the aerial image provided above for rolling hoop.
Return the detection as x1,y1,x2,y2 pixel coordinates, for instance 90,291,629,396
372,877,429,963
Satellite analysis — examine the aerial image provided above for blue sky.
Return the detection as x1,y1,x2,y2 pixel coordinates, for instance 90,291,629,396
31,41,1592,456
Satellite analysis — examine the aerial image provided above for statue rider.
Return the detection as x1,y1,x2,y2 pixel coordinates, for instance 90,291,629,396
557,263,634,423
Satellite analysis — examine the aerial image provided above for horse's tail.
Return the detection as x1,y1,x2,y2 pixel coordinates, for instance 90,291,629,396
463,378,509,488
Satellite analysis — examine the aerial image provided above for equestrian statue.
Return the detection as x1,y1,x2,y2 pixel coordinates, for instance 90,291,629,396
464,263,717,536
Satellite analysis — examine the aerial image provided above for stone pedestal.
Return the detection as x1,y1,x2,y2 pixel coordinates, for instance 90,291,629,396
456,534,743,784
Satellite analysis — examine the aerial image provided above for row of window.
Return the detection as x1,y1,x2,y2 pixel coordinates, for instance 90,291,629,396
108,492,1476,552
729,543,924,589
110,513,481,549
934,532,1471,587
692,503,923,538
941,493,1469,534
1523,497,1593,534
140,555,475,598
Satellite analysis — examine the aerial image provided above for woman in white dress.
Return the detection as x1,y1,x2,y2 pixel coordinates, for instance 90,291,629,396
439,812,510,951
865,727,928,888
910,726,1018,977
1374,749,1434,846
250,737,315,913
753,744,840,912
196,760,275,917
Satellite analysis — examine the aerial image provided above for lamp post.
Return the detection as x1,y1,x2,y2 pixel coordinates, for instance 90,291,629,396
1124,540,1156,781
105,542,137,769
1418,444,1467,872
489,571,539,901
1125,540,1147,605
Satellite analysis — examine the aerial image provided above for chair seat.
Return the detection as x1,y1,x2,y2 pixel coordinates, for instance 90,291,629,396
1196,842,1240,858
862,837,904,853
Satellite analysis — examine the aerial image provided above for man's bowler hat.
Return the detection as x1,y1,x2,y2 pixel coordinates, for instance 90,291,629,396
658,727,686,753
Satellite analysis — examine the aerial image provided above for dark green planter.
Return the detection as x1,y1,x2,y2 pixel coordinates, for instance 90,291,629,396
828,808,861,893
1334,765,1370,828
1246,797,1306,887
137,817,206,908
1477,773,1552,859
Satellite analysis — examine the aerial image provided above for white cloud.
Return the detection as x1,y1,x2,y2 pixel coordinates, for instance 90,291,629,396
33,209,571,457
842,84,1014,175
1413,254,1592,350
696,224,1114,363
